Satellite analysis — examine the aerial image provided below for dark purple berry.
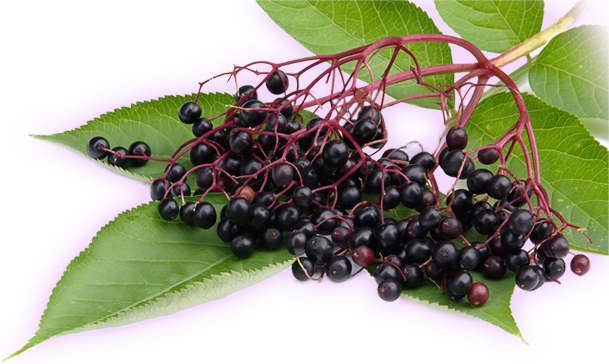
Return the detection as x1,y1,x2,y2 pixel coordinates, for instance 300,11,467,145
571,254,590,276
87,136,110,159
178,101,202,124
192,202,217,229
326,256,352,283
266,70,289,94
128,141,151,166
230,235,255,259
446,127,468,150
378,279,401,302
292,257,314,281
158,198,179,221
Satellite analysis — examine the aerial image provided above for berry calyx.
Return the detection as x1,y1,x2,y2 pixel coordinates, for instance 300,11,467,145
377,279,401,302
326,256,352,283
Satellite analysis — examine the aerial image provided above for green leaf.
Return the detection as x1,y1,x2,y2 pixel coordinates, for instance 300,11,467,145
32,93,235,184
257,0,453,109
400,269,522,339
465,93,608,254
8,193,295,359
434,0,544,53
365,224,522,338
529,25,608,120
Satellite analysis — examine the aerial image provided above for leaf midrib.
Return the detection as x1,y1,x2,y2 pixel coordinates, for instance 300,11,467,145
301,0,410,76
406,292,521,337
57,253,235,333
489,0,520,43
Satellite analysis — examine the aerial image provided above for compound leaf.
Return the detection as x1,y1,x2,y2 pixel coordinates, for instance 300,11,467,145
529,25,608,121
257,0,453,109
435,0,544,53
8,194,295,359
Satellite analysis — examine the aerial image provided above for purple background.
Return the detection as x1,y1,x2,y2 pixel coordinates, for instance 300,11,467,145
1,1,607,363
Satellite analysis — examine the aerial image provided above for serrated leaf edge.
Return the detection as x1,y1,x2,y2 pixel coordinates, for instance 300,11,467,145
6,201,294,360
29,92,234,183
400,291,527,344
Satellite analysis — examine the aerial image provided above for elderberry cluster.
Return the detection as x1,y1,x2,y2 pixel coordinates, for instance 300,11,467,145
84,64,590,308
437,126,591,292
